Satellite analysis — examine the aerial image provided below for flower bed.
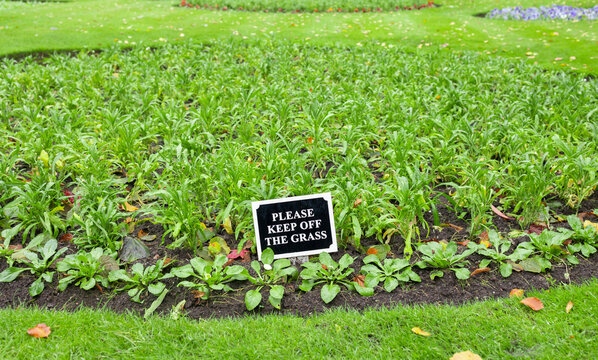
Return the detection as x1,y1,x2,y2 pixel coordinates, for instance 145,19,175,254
179,0,435,12
486,5,598,20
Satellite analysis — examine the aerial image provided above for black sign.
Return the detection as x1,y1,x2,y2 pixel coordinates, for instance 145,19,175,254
252,193,338,260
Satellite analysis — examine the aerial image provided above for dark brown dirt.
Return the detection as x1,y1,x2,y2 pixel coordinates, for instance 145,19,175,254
1,191,597,319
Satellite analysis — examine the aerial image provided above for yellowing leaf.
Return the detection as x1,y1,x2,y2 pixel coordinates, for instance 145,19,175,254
38,150,49,167
521,297,544,311
566,301,573,313
479,239,491,248
583,220,598,232
223,216,233,234
27,323,51,338
411,327,431,336
509,289,525,298
124,202,138,212
450,351,483,360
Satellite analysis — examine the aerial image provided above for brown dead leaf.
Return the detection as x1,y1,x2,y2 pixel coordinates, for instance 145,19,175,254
491,204,513,220
124,201,138,212
163,258,173,266
322,264,328,270
366,247,378,255
527,223,547,235
479,231,489,241
566,301,573,313
27,323,51,338
445,223,463,232
411,327,431,336
456,240,470,246
450,351,483,360
510,289,525,298
353,274,366,288
470,267,491,276
521,297,544,311
306,137,314,144
58,233,73,243
353,198,362,208
138,229,148,238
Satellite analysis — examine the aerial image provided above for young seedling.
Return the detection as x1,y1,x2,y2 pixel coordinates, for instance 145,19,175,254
565,215,598,258
0,236,67,296
57,248,113,291
171,254,248,300
299,252,357,303
109,257,173,303
415,242,474,280
360,254,421,293
516,228,577,271
244,248,298,311
468,230,532,277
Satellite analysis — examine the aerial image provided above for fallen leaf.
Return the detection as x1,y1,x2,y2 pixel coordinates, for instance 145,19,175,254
456,240,470,246
509,288,525,298
58,233,73,243
479,231,489,241
353,198,362,208
322,264,328,270
353,274,366,287
366,247,378,255
191,290,206,299
491,204,513,220
566,301,573,313
479,239,491,248
27,323,51,338
521,297,544,311
450,350,483,360
137,229,156,241
527,223,547,235
411,327,431,336
163,258,173,266
583,220,598,232
443,223,463,232
223,216,233,234
124,202,138,212
506,260,524,272
470,267,490,276
306,137,314,144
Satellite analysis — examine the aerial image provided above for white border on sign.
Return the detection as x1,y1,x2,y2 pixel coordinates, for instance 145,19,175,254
251,192,338,260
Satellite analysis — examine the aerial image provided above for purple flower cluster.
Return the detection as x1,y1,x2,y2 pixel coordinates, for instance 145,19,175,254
487,5,598,20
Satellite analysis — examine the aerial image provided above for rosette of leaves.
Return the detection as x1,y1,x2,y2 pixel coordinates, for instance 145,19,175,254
415,242,474,280
565,215,598,258
467,230,532,278
244,248,298,311
0,236,67,296
516,228,577,272
359,254,421,293
57,248,113,291
171,254,248,300
109,258,173,303
299,252,356,303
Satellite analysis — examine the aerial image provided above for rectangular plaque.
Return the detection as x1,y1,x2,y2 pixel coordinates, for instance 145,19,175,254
252,193,338,260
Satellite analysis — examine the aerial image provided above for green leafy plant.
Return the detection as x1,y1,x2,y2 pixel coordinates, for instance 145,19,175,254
415,242,474,280
109,257,173,302
566,215,598,258
299,252,356,303
0,236,67,296
467,230,532,278
517,229,577,271
359,254,421,293
171,254,248,300
57,248,113,291
72,198,126,251
244,248,298,311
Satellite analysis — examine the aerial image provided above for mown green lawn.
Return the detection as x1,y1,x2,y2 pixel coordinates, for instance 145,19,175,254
2,281,597,359
1,0,596,72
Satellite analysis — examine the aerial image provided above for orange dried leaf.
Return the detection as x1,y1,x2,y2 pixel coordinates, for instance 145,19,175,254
566,301,573,313
27,323,51,338
321,264,328,270
470,267,491,276
479,231,489,241
366,247,378,255
521,297,544,311
353,198,362,208
411,327,431,336
58,233,73,243
306,137,314,144
124,201,138,212
456,240,470,246
138,229,148,238
510,289,525,298
446,223,463,232
353,274,366,288
163,258,173,266
450,351,483,360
